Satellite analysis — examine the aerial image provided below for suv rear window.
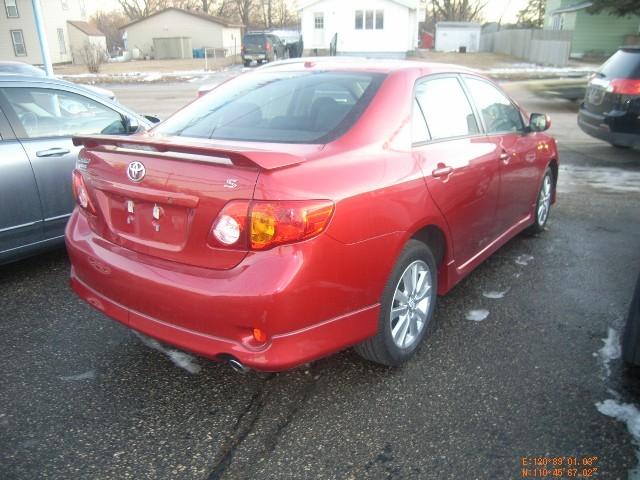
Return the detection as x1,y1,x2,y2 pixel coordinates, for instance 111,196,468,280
154,71,385,144
599,48,640,79
243,34,266,47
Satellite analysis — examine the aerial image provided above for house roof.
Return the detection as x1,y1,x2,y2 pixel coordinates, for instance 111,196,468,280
297,0,418,11
67,21,104,37
551,1,593,14
120,7,243,30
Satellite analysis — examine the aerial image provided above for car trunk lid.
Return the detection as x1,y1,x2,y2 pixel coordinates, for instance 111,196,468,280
72,134,309,270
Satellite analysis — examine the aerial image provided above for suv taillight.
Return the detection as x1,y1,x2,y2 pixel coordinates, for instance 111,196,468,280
209,200,334,251
265,41,271,51
608,79,640,95
72,170,96,215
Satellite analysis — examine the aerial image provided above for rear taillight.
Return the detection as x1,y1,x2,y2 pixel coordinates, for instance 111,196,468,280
72,169,96,215
209,200,334,251
265,41,271,51
608,79,640,95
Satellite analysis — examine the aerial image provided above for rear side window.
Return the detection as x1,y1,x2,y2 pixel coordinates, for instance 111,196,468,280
154,71,385,144
599,49,640,79
1,87,126,139
415,77,479,140
464,77,523,133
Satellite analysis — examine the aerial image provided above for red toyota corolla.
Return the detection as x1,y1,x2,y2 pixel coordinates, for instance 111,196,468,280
66,59,558,372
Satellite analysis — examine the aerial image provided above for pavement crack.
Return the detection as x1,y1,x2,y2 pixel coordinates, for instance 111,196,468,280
263,367,320,453
205,374,275,480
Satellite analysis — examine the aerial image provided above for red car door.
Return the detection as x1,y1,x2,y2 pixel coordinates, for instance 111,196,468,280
462,76,541,233
412,76,500,267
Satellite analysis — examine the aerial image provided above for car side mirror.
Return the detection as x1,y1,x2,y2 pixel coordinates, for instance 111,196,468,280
122,116,142,134
144,115,161,124
529,113,551,132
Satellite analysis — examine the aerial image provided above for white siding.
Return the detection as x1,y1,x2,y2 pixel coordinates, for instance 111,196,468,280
0,0,88,64
123,10,241,58
300,0,419,55
435,24,482,53
67,23,107,65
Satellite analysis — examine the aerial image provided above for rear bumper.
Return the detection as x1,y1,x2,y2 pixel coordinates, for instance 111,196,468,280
65,210,382,371
578,106,640,147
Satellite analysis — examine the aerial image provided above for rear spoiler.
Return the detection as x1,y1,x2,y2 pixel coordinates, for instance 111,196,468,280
72,134,306,171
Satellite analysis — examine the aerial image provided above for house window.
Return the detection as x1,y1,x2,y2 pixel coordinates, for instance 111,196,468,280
57,28,66,54
4,0,18,18
10,30,26,56
375,10,384,29
356,10,383,30
314,12,324,29
61,0,69,10
365,10,373,29
355,10,363,29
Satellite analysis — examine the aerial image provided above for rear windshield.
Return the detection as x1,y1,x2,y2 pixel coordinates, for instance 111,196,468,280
243,35,267,47
153,71,385,144
599,49,640,79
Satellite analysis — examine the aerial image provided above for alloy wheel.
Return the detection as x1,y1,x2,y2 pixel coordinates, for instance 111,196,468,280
390,260,432,349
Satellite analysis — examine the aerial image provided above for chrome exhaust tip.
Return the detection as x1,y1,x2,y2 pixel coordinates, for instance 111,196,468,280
228,358,250,374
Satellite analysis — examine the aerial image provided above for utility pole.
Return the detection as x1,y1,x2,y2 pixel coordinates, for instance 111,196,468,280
31,0,53,76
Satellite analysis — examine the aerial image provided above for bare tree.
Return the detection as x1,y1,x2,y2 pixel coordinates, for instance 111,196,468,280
234,0,254,28
92,10,128,53
431,0,486,22
117,0,168,19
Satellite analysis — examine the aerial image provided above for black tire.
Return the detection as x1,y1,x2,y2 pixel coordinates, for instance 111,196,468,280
243,60,251,67
355,240,438,367
525,167,554,235
611,143,631,149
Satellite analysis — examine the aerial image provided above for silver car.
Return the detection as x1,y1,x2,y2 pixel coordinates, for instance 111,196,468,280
0,75,154,264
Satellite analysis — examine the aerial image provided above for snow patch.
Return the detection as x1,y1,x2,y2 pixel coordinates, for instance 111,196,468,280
134,332,201,374
515,254,534,266
61,370,96,381
558,165,640,195
596,399,640,479
598,327,621,377
466,309,489,322
482,288,511,299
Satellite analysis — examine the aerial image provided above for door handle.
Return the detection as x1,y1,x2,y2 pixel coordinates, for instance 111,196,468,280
432,166,453,178
36,147,70,157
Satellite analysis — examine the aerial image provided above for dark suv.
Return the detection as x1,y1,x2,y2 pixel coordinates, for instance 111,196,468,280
578,47,640,148
241,33,286,67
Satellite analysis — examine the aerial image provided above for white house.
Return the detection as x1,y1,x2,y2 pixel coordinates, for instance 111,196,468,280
298,0,420,58
0,0,100,65
120,8,243,59
435,22,482,53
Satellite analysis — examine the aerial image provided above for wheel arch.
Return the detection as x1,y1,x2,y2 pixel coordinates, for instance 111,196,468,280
410,224,447,269
548,157,558,202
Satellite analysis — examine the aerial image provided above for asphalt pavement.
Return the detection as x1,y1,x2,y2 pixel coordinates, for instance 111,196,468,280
1,73,639,480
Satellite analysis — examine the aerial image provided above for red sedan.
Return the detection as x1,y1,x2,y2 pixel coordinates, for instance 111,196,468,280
66,59,558,372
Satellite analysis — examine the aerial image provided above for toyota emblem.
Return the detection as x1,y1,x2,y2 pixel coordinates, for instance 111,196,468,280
127,161,146,182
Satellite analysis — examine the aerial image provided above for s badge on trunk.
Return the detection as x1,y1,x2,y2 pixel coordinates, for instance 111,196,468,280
127,161,146,182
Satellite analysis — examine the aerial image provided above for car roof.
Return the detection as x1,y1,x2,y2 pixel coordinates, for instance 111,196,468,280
0,74,82,87
256,57,479,76
0,74,147,122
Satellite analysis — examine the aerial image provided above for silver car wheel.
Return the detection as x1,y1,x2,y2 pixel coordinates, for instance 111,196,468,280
537,174,552,225
390,260,432,349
